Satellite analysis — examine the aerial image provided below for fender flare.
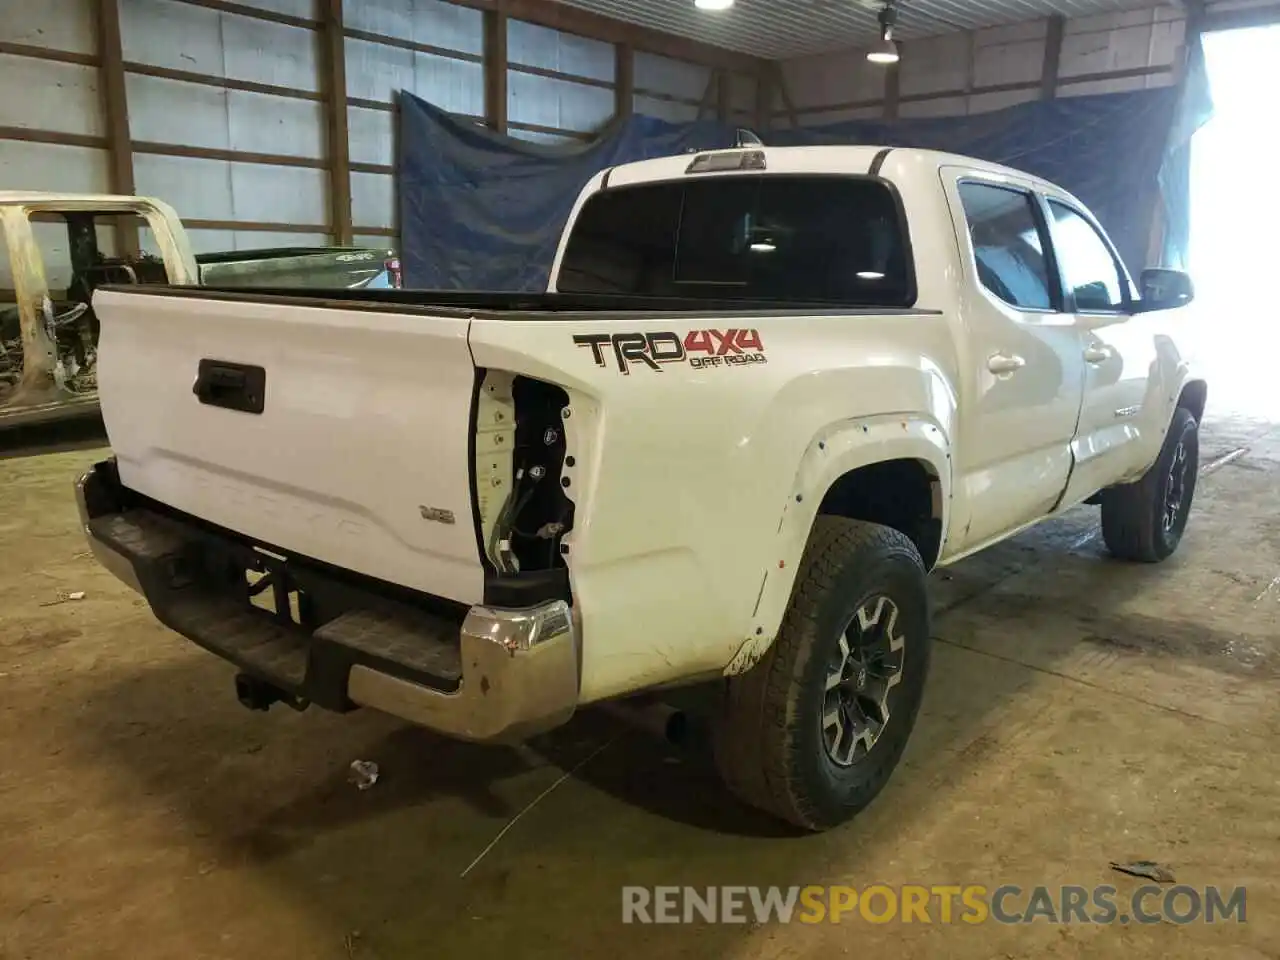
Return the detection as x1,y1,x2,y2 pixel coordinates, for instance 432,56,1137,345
1152,333,1206,432
1128,363,1204,483
1169,369,1207,425
724,413,953,676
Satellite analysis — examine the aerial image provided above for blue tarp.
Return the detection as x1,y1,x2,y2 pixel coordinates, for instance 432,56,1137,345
399,75,1211,291
398,103,734,291
1158,33,1215,269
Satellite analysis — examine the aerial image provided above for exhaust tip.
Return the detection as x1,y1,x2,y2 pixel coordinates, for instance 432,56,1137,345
601,700,688,746
664,708,689,746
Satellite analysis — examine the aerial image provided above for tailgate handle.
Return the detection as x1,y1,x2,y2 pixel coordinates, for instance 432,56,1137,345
193,359,266,414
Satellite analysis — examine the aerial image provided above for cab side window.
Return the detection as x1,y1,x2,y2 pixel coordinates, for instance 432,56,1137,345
957,181,1054,311
1045,200,1127,312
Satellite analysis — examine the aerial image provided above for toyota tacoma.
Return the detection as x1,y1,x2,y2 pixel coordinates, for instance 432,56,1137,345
76,145,1202,830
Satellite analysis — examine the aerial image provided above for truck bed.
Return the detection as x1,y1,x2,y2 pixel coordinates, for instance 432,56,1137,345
88,282,945,609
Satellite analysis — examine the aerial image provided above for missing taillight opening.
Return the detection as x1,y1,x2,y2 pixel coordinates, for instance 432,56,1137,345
475,372,575,575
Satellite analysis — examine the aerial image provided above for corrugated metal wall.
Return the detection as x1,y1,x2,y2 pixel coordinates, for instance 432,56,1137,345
345,0,486,243
122,0,330,254
1,0,760,273
507,19,615,140
777,6,1188,126
4,0,1248,289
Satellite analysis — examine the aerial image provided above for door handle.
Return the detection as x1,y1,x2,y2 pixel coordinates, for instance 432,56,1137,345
193,359,266,414
987,353,1026,374
1083,345,1113,364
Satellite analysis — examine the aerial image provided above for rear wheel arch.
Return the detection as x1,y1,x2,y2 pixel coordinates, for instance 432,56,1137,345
817,457,945,571
726,421,951,677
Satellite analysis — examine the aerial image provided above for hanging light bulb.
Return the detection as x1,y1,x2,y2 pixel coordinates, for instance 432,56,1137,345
867,4,900,65
695,0,735,10
867,36,900,64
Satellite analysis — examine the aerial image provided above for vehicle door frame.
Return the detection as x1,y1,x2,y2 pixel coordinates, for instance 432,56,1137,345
0,205,60,397
939,167,1089,558
1,197,197,407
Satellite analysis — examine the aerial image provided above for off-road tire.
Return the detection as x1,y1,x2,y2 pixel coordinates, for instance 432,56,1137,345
712,517,931,831
1100,407,1199,563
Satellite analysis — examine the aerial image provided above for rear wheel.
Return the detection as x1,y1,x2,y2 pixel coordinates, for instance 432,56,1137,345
1100,407,1199,562
712,517,931,831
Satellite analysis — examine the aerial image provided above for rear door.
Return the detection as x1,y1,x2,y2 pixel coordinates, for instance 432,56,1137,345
942,171,1087,554
93,288,485,604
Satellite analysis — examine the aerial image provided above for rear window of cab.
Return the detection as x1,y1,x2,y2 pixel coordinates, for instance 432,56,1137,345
557,175,915,307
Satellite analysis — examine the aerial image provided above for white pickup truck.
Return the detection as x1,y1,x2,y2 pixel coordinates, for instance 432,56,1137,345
77,145,1202,831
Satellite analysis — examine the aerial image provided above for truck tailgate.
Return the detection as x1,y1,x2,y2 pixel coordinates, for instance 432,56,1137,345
92,289,484,605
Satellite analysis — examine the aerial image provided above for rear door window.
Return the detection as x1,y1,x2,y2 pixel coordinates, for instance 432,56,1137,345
557,174,914,306
957,181,1055,311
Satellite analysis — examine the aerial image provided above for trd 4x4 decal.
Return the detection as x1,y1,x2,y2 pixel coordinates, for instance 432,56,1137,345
573,329,767,374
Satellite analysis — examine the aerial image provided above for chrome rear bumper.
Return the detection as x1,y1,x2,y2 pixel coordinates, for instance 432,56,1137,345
76,462,579,743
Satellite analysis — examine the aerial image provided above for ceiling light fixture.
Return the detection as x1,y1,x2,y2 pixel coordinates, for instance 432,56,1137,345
694,0,735,10
867,3,900,65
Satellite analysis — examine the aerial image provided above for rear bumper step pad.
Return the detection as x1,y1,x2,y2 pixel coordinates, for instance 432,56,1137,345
76,460,580,743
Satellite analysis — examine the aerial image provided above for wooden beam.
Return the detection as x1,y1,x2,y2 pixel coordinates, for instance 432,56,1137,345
347,97,399,113
95,0,138,255
883,56,901,120
0,41,100,67
124,61,324,102
964,29,977,97
1182,0,1207,84
350,121,608,175
773,63,800,129
167,0,319,30
754,66,772,132
695,71,717,120
0,126,107,149
132,141,326,168
1041,14,1065,99
615,43,634,118
631,88,702,107
510,61,612,90
775,64,1175,122
321,0,353,245
716,71,732,122
484,6,509,134
344,27,483,64
509,120,592,139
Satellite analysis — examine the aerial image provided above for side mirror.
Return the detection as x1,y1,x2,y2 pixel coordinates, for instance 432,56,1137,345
1135,268,1194,313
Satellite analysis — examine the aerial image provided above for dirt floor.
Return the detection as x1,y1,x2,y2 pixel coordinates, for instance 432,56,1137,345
1,412,1278,960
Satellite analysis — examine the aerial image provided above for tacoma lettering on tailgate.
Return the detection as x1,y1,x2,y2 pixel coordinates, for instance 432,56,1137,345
572,329,767,374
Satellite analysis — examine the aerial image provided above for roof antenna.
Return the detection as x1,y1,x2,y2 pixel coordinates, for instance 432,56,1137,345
735,127,764,147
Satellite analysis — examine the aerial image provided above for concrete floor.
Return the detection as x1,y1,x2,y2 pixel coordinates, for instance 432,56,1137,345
1,413,1278,959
